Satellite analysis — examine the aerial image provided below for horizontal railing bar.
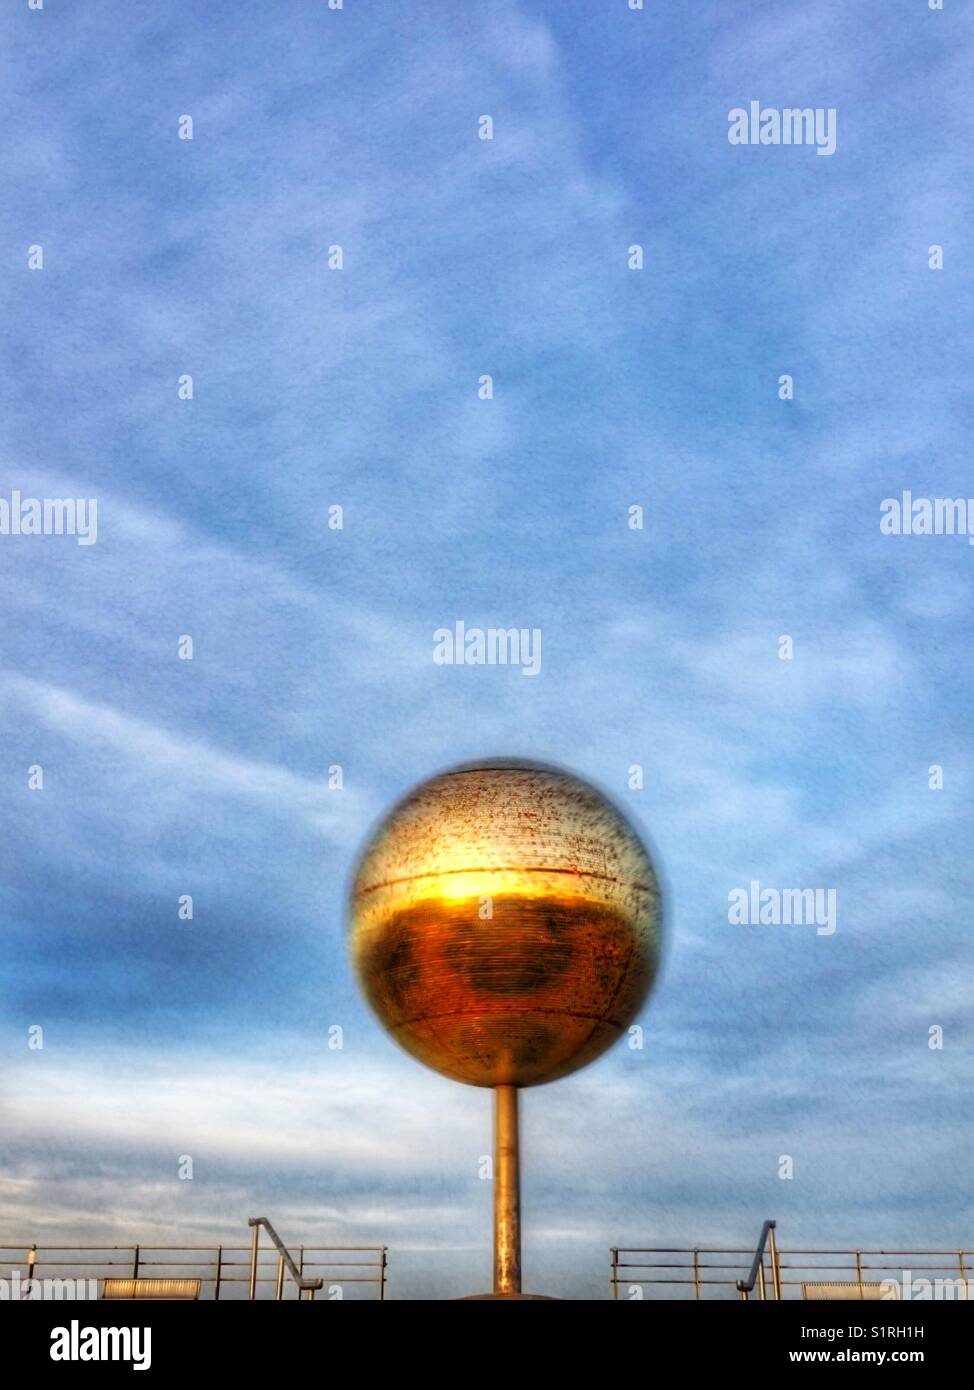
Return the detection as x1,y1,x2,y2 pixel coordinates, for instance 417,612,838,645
616,1263,749,1269
611,1278,741,1286
6,1272,382,1286
614,1247,970,1257
614,1251,750,1262
6,1266,382,1279
613,1278,966,1291
10,1262,383,1273
290,1264,385,1270
615,1267,750,1275
10,1262,215,1271
187,1274,381,1281
617,1260,967,1273
782,1250,971,1257
777,1261,966,1270
6,1262,149,1270
0,1251,386,1262
0,1251,144,1262
206,1276,382,1285
205,1255,383,1263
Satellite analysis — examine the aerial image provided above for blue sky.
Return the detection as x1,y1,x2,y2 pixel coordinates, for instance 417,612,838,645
1,0,972,1299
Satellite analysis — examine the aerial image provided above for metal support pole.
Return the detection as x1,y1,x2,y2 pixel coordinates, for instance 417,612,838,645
215,1245,223,1301
380,1247,387,1301
275,1254,285,1301
493,1084,521,1296
610,1248,619,1300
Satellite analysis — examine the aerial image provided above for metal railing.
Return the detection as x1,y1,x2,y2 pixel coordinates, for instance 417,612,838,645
611,1226,972,1300
245,1216,385,1301
1,1226,388,1301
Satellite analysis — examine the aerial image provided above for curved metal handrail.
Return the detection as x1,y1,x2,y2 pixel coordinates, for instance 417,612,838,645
248,1217,324,1300
736,1219,782,1300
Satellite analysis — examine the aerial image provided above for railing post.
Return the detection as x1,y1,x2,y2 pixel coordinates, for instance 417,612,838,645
248,1223,260,1300
692,1248,700,1301
768,1224,782,1300
380,1247,387,1301
610,1248,619,1300
132,1244,140,1280
275,1254,285,1301
758,1261,766,1300
25,1243,37,1297
214,1245,223,1301
855,1249,863,1290
959,1250,967,1299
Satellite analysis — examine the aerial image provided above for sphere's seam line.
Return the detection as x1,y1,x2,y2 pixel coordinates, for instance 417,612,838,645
355,866,655,895
388,1007,634,1024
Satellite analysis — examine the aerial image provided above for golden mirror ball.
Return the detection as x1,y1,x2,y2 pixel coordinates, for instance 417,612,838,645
349,760,663,1087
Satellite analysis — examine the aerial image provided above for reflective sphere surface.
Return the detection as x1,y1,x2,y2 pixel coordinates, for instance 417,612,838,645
349,761,663,1087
